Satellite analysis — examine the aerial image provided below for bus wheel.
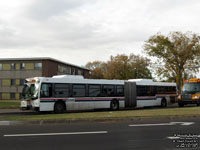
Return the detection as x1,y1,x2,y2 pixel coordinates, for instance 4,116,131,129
54,101,66,113
178,103,184,107
161,99,167,107
110,100,119,111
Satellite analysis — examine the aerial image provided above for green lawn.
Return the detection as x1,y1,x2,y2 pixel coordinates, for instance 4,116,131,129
0,100,20,109
0,106,200,121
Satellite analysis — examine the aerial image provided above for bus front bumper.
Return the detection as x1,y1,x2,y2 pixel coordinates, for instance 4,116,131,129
178,100,200,105
20,100,40,111
20,100,31,110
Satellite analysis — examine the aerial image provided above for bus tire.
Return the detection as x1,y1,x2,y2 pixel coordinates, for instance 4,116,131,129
54,101,66,113
178,103,184,107
161,98,167,107
110,100,119,111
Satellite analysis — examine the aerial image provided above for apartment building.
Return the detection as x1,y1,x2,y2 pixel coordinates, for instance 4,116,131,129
0,57,90,100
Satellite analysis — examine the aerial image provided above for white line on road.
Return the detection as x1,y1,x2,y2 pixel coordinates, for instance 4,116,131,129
129,122,194,127
167,136,181,140
4,131,108,137
129,123,174,127
167,135,200,140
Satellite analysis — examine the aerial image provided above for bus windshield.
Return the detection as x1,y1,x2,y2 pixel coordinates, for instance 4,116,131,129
183,83,200,94
22,84,38,99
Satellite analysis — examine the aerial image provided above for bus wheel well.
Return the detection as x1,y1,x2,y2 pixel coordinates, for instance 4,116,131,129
110,99,119,111
54,100,66,113
161,98,167,108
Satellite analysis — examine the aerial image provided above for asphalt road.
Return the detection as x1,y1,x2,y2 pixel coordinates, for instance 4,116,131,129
0,118,200,150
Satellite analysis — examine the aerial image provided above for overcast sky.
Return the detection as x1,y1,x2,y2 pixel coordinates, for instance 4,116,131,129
0,0,200,66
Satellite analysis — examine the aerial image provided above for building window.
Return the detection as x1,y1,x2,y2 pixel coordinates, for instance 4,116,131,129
58,65,71,74
58,65,63,73
0,64,2,70
62,66,71,74
10,93,15,100
20,93,22,99
63,67,67,73
66,66,71,74
20,79,25,86
78,70,83,75
34,63,42,70
11,79,16,86
20,63,25,70
71,68,76,75
11,63,16,70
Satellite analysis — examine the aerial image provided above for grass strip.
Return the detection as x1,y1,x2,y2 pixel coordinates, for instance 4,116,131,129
0,107,200,121
0,100,20,109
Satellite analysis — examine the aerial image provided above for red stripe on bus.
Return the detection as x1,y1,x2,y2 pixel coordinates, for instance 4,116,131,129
40,97,125,101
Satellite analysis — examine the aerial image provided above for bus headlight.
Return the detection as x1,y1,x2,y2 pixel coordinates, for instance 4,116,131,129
177,95,181,100
21,100,27,107
193,96,200,99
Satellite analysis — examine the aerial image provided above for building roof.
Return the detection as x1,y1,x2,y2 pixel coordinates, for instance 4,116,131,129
0,57,89,71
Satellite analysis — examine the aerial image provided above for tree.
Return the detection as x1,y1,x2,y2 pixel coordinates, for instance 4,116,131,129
86,54,152,80
85,61,106,79
144,31,200,92
129,54,152,79
104,54,131,80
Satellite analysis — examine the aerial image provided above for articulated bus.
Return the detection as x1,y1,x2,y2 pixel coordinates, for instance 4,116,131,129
20,75,176,113
178,78,200,107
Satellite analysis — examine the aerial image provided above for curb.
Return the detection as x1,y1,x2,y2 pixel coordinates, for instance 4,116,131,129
1,115,200,126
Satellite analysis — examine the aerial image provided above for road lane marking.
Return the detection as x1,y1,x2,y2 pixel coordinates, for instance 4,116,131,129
4,131,108,137
129,123,174,127
167,136,181,140
129,122,194,127
167,135,200,140
171,122,194,126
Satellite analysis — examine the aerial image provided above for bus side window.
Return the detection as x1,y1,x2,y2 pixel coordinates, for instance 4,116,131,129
89,85,101,97
116,85,124,96
137,86,146,96
72,84,86,97
103,85,115,96
54,83,69,98
41,83,52,98
146,86,151,96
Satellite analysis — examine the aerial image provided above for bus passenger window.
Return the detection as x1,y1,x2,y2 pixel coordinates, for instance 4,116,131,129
103,85,115,96
54,83,69,98
72,84,86,97
89,85,101,97
41,83,52,97
137,86,146,96
116,85,124,96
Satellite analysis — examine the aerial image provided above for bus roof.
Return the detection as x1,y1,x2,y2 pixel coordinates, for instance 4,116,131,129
27,75,125,85
26,76,176,87
185,78,200,83
128,79,176,86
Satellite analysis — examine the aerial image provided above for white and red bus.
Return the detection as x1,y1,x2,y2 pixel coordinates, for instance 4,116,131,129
128,79,177,108
20,75,176,113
